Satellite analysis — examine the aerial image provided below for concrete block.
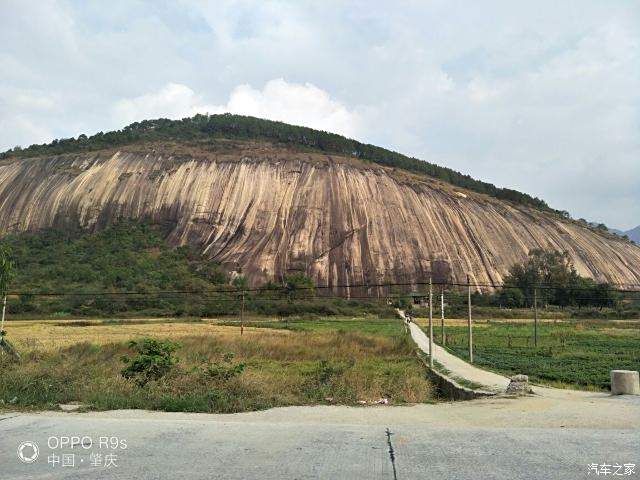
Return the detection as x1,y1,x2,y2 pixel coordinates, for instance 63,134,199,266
506,374,532,396
610,370,640,395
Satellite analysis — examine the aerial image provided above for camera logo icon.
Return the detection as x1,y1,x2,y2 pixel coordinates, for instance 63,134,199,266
17,441,39,463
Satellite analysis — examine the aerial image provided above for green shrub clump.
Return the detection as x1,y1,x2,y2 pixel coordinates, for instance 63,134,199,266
121,338,180,386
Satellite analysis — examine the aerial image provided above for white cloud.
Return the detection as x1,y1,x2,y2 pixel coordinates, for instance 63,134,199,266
112,83,210,126
0,87,60,148
0,114,53,150
219,79,361,137
112,79,362,138
1,1,639,228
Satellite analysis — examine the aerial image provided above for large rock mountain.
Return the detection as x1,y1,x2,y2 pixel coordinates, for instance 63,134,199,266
1,138,639,289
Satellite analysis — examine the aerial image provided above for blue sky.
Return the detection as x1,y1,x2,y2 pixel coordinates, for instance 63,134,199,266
1,0,639,229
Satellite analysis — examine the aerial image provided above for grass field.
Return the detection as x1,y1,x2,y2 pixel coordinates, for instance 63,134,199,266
5,317,285,351
219,316,406,337
0,317,432,413
3,314,637,414
414,317,640,390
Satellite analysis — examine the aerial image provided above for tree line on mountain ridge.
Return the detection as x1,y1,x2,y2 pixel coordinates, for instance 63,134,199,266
1,113,554,213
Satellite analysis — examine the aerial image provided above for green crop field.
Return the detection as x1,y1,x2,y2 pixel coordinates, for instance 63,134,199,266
219,316,405,338
436,319,640,390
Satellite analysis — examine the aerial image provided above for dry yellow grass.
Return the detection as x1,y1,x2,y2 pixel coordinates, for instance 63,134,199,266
1,318,433,412
599,327,640,337
5,319,290,352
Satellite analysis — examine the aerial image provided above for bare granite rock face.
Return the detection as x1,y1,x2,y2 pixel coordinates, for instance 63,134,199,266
1,142,639,289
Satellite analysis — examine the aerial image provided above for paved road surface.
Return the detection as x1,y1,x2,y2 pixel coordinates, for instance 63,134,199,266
2,391,638,480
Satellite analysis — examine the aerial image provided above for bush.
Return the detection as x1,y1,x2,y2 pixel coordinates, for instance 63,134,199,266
498,288,525,308
200,352,245,381
121,338,180,386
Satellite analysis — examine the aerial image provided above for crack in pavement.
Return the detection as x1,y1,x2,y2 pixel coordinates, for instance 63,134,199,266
386,428,398,480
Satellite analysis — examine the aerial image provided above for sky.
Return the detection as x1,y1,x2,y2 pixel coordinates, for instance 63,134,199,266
1,1,639,230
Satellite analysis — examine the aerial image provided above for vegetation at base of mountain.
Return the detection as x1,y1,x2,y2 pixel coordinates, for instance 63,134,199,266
1,225,635,320
1,221,222,297
497,249,622,309
407,249,639,319
0,222,395,319
0,244,13,300
0,114,554,212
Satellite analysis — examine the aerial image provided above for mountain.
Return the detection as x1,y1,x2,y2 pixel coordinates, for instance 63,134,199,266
626,226,640,244
0,115,552,212
1,115,639,288
608,226,639,244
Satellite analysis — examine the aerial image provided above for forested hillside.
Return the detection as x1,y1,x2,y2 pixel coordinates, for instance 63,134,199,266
2,223,224,316
1,223,389,318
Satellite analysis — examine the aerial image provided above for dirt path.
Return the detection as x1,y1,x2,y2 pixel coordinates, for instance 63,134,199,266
400,309,510,392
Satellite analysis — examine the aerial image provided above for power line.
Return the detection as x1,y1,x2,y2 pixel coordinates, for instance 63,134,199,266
6,278,640,298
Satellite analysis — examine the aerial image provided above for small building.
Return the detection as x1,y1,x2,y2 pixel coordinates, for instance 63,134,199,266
409,292,429,307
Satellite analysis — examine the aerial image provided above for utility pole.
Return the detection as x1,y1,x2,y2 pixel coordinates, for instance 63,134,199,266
534,287,538,347
440,288,445,346
428,277,434,369
467,273,473,363
0,295,6,334
240,290,245,336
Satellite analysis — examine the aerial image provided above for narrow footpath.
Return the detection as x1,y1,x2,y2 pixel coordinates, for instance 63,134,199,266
407,319,510,393
399,309,510,393
399,310,634,401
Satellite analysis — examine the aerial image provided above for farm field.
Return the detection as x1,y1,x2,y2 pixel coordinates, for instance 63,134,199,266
0,317,432,413
414,317,640,390
5,317,288,351
2,314,638,416
217,315,406,338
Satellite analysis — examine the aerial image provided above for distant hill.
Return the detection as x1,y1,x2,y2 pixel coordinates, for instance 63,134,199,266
609,225,640,244
626,226,640,244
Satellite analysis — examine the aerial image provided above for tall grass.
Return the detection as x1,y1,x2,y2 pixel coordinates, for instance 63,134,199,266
0,329,432,412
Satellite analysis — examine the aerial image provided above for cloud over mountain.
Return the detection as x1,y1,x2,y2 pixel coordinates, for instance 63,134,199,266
1,0,638,228
112,79,361,138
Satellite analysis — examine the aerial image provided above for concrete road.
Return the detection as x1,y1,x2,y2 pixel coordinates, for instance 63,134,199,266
2,392,638,480
407,317,511,392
